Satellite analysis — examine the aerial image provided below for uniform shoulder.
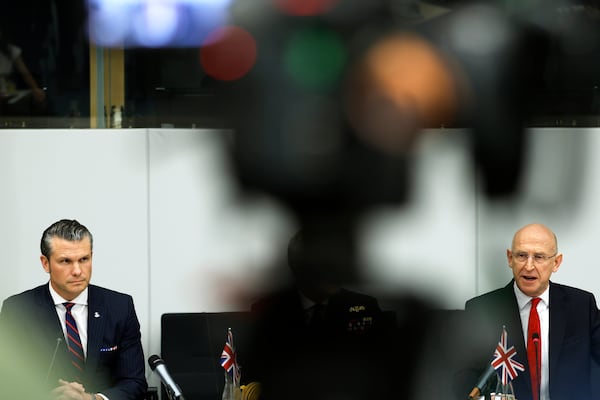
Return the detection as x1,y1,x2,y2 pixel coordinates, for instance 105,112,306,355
334,288,382,310
338,288,378,301
250,286,297,313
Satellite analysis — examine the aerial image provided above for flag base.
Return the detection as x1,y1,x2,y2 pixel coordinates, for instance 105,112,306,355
491,382,516,400
490,394,516,400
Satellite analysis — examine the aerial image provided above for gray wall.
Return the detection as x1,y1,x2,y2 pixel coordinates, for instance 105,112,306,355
0,127,597,390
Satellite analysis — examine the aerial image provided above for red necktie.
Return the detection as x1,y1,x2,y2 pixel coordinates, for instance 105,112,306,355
64,302,85,375
527,298,541,400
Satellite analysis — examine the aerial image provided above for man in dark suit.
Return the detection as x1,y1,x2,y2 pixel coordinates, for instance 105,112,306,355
461,223,600,400
0,219,147,400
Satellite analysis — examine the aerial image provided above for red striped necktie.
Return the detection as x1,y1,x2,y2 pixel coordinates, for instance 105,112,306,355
64,302,85,374
527,297,541,400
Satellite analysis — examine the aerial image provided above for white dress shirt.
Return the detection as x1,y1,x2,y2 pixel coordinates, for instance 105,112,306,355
514,282,550,400
48,283,89,358
298,290,329,324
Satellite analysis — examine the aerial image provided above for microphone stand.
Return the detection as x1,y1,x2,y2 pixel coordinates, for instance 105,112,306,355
533,333,540,400
45,337,63,384
165,387,185,400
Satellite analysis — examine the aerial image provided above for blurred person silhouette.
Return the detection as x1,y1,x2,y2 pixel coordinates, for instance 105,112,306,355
240,228,435,400
0,219,147,400
457,223,600,400
249,227,387,341
0,26,46,116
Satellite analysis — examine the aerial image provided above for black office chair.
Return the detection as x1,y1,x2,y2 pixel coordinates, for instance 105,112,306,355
160,312,253,400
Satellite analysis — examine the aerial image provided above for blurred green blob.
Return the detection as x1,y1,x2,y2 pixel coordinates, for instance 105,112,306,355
0,325,49,399
284,26,347,91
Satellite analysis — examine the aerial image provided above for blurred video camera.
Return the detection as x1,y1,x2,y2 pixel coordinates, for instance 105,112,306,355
225,0,600,214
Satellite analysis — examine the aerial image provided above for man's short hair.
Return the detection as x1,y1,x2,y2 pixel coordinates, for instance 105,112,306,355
40,219,93,258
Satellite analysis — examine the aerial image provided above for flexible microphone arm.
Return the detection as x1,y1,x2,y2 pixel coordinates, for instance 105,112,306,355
468,364,495,399
45,337,63,384
148,355,186,400
533,332,541,398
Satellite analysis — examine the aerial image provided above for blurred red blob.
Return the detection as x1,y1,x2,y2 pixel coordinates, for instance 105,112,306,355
272,0,340,16
200,26,257,81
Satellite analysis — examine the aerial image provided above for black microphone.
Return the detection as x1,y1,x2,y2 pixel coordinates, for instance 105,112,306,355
148,355,185,400
45,337,63,384
468,364,495,399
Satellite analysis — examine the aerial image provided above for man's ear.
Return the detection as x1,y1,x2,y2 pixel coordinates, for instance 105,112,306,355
552,253,563,273
40,255,50,273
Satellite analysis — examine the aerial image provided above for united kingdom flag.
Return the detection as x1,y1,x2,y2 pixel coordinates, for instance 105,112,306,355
220,328,240,385
491,326,525,385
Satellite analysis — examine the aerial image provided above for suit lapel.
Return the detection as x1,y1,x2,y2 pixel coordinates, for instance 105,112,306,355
32,285,74,384
85,286,107,372
499,283,528,358
548,282,567,387
36,285,65,345
498,283,531,400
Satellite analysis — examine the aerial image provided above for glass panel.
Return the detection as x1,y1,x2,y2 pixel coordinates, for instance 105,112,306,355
1,0,90,128
2,0,600,129
124,48,227,129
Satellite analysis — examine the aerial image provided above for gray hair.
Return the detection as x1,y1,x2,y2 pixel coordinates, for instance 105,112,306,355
40,219,93,258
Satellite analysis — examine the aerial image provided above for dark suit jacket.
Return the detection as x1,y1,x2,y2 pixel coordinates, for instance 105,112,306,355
0,283,147,400
463,281,600,400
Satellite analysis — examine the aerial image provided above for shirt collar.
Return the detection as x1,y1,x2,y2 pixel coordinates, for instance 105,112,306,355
298,290,329,311
47,281,89,306
513,280,550,311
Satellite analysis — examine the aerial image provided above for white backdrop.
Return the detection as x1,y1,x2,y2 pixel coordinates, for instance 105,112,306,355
0,127,597,392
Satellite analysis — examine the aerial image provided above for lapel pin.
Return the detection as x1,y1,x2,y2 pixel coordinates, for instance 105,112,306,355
94,312,101,318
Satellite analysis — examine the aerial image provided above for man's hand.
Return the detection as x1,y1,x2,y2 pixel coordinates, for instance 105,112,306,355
51,379,90,400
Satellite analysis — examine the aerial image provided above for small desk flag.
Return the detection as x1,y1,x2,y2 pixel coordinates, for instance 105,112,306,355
220,328,241,400
491,326,525,385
